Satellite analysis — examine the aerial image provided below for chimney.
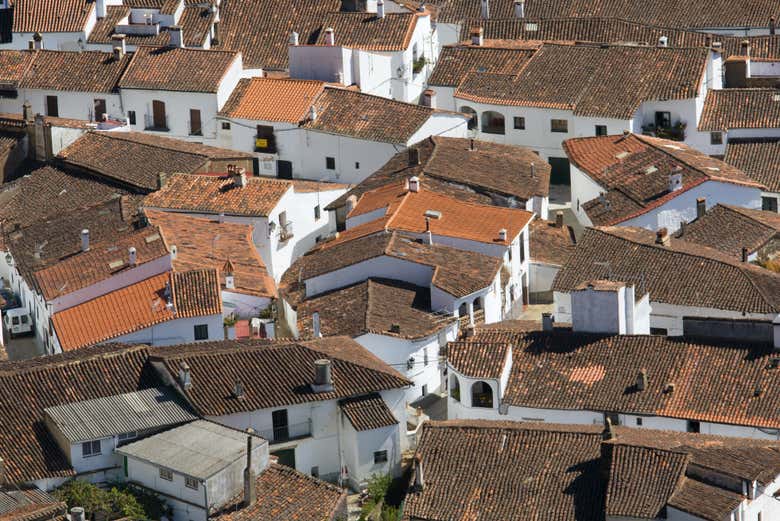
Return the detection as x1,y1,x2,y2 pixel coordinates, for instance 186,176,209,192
678,220,686,237
742,247,749,263
289,31,299,45
324,27,335,46
169,25,184,48
470,27,484,46
309,105,318,121
772,16,777,36
469,138,475,151
555,211,564,228
602,417,616,440
111,34,126,58
223,258,235,289
312,311,322,338
33,31,43,50
667,167,683,192
636,369,647,391
480,0,489,18
81,229,90,252
498,228,507,242
235,167,248,188
128,247,137,267
171,245,178,260
346,194,358,214
657,35,668,47
377,0,385,19
22,101,32,123
178,362,192,389
96,0,106,18
233,379,245,399
542,312,554,332
465,324,475,337
211,4,220,44
408,176,420,192
530,162,536,178
655,227,670,247
742,39,751,58
157,172,168,190
421,88,436,109
705,34,712,47
312,359,334,392
70,508,86,521
414,453,424,490
696,197,706,219
408,148,421,166
243,434,257,507
514,0,524,18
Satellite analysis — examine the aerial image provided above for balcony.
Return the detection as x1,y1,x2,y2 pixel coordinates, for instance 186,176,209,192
257,419,312,445
641,122,686,141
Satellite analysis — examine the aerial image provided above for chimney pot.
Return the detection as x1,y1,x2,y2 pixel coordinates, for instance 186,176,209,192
480,0,489,18
22,101,32,123
289,31,299,46
696,197,706,219
312,311,322,338
555,211,564,228
542,312,554,332
235,167,248,188
470,26,484,46
741,39,751,58
408,175,421,192
157,172,168,190
655,227,670,246
324,27,335,46
421,88,436,109
128,246,137,266
346,194,358,214
313,359,334,391
178,362,192,389
498,228,507,242
658,35,668,47
469,138,475,151
81,229,90,252
309,105,318,121
414,453,425,490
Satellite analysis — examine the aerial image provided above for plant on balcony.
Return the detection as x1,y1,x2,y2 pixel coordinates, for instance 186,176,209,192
412,56,426,75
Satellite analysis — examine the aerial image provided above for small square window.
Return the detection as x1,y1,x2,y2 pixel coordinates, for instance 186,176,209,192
185,476,198,490
709,131,723,145
326,157,336,170
159,468,173,481
314,205,321,220
551,119,568,133
636,418,643,426
595,125,607,136
82,440,101,458
194,324,209,341
687,420,700,433
311,466,319,478
762,196,778,212
127,111,136,125
373,450,388,464
355,162,360,169
221,121,231,130
513,116,525,130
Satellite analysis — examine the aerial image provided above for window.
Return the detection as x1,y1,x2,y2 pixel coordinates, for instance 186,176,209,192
93,98,107,121
709,131,723,145
128,110,136,125
636,418,643,426
421,384,428,396
595,125,607,136
20,315,28,324
311,466,319,478
159,468,173,481
762,196,779,212
255,125,276,153
185,476,198,490
355,162,360,169
314,205,321,220
481,111,505,134
151,100,166,130
471,381,493,408
81,440,101,458
373,450,388,464
189,109,202,136
325,157,335,170
118,431,137,442
460,106,478,130
687,420,700,433
272,409,290,441
194,324,209,341
513,116,525,130
550,119,568,133
221,121,231,130
650,327,668,335
45,95,59,117
655,111,671,129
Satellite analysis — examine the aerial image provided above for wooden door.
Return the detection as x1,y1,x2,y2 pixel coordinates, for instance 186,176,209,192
45,96,58,117
189,108,201,135
93,99,106,121
152,100,166,129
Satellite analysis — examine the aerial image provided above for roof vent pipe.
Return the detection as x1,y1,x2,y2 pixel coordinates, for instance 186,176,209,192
409,175,420,192
81,229,90,252
289,31,299,45
312,359,334,392
514,0,524,18
128,247,137,267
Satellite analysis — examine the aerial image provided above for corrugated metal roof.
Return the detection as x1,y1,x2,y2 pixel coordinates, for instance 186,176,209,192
44,387,197,443
116,420,265,479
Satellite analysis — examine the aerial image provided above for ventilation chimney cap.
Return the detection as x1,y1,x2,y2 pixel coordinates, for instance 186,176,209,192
408,175,421,192
312,358,334,392
81,229,90,252
498,228,508,242
636,369,648,391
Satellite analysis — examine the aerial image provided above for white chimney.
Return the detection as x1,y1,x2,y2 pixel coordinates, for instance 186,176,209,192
668,167,683,192
235,167,248,188
409,176,420,192
346,194,358,214
224,258,235,289
377,0,385,19
324,27,335,46
481,0,489,18
81,229,90,252
178,362,192,389
289,31,299,46
514,0,524,18
414,453,424,490
170,244,178,260
658,35,668,47
128,247,137,266
309,105,318,121
169,25,184,48
421,89,436,108
70,508,86,521
312,359,334,392
498,228,507,242
470,27,484,46
312,311,322,338
542,312,554,331
655,227,670,247
111,34,126,57
96,0,106,19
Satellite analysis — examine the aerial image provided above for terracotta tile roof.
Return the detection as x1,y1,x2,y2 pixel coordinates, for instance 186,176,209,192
681,204,780,259
339,393,399,431
445,340,510,379
0,50,36,89
529,218,576,266
12,0,93,32
405,420,606,521
668,478,743,521
0,343,155,483
118,46,240,93
0,165,132,229
177,5,217,46
455,43,707,119
553,226,780,314
33,225,170,301
16,50,131,92
428,44,536,87
0,487,66,521
0,111,92,129
143,173,292,217
313,12,418,50
213,463,346,521
87,6,170,47
350,182,533,245
218,77,325,122
297,278,450,339
302,87,445,143
58,131,252,191
52,269,221,351
146,210,276,298
564,133,763,226
150,337,410,415
724,137,780,192
699,88,780,131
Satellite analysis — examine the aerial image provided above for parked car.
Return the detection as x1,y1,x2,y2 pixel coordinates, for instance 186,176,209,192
0,289,19,311
3,308,33,338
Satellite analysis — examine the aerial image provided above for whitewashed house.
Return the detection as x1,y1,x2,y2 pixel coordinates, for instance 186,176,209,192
215,78,469,183
724,138,780,213
527,215,576,303
1,0,99,51
288,5,437,103
143,170,347,281
149,337,411,491
565,133,764,232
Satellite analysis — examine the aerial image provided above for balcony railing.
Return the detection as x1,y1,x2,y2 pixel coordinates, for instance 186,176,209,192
257,419,312,444
641,123,686,141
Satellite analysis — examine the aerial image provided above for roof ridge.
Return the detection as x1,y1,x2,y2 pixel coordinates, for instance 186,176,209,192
89,131,214,157
0,343,149,376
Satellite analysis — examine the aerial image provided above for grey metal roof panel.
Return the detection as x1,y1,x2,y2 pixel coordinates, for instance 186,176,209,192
115,420,264,479
43,387,197,442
